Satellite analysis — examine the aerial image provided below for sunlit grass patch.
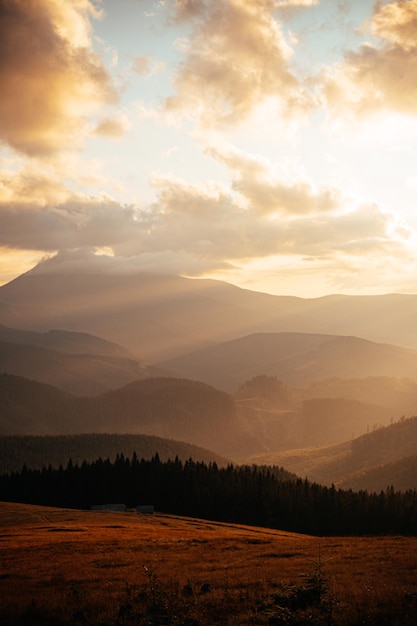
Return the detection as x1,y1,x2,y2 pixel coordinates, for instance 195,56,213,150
1,503,417,625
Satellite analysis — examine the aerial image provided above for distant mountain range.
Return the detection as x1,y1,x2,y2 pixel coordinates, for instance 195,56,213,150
159,332,417,391
1,270,417,361
0,324,160,395
0,324,133,357
3,322,417,397
2,267,417,493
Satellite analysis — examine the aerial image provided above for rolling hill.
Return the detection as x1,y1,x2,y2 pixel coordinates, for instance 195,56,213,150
1,502,417,626
160,332,417,391
2,269,417,361
75,377,255,457
0,374,258,458
3,366,417,490
0,324,134,357
0,372,72,435
0,340,155,395
3,370,416,460
246,415,417,491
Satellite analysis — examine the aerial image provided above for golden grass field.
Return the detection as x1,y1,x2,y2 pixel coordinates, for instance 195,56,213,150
1,501,417,625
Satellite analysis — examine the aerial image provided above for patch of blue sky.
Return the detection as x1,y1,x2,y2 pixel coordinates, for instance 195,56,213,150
278,0,380,77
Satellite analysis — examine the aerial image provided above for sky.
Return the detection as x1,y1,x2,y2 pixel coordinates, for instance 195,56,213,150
1,0,417,297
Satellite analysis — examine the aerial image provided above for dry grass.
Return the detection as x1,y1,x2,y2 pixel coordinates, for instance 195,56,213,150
1,502,417,625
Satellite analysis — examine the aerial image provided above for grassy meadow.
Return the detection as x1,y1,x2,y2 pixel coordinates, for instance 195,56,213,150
1,502,417,625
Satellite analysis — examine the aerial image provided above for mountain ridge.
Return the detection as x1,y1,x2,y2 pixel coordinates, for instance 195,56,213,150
0,324,134,358
2,271,417,360
0,340,155,395
159,331,417,391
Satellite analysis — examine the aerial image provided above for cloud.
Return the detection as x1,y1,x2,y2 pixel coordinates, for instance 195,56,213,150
275,0,318,6
0,147,410,280
0,167,71,204
372,0,417,49
208,145,341,215
0,0,116,156
324,0,417,117
0,246,49,285
94,115,131,138
31,247,231,277
0,198,139,251
146,169,404,264
132,55,152,75
165,0,309,127
132,55,165,76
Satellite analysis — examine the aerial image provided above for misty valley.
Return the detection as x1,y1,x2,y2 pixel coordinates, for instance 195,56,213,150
2,271,417,492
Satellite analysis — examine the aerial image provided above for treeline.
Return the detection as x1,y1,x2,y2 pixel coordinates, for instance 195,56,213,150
0,434,230,475
1,455,417,535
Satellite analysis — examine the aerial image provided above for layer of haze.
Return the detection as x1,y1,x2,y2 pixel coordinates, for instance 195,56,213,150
2,0,417,296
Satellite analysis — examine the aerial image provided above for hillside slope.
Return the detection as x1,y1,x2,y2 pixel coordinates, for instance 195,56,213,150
1,503,417,626
0,324,133,357
246,416,417,491
0,373,72,435
0,340,153,395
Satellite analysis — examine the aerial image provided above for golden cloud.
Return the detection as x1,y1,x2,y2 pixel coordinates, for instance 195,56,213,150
324,0,417,117
166,0,307,126
372,0,417,49
275,0,318,6
0,0,116,156
0,177,408,281
94,116,131,138
208,145,341,216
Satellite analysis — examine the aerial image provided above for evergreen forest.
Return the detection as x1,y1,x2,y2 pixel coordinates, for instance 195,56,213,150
1,454,417,536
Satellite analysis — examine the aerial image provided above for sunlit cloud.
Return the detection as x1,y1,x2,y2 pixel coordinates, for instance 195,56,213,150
1,0,417,297
0,140,409,283
275,0,318,6
165,0,310,127
208,145,342,216
94,115,131,138
0,198,139,252
0,0,116,156
0,247,51,285
324,0,417,118
0,160,73,204
30,247,232,278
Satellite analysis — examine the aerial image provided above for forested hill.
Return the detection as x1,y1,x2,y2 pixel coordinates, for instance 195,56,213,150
0,374,256,458
0,433,230,475
250,415,417,492
0,373,72,435
351,416,417,465
1,455,417,536
341,455,417,493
